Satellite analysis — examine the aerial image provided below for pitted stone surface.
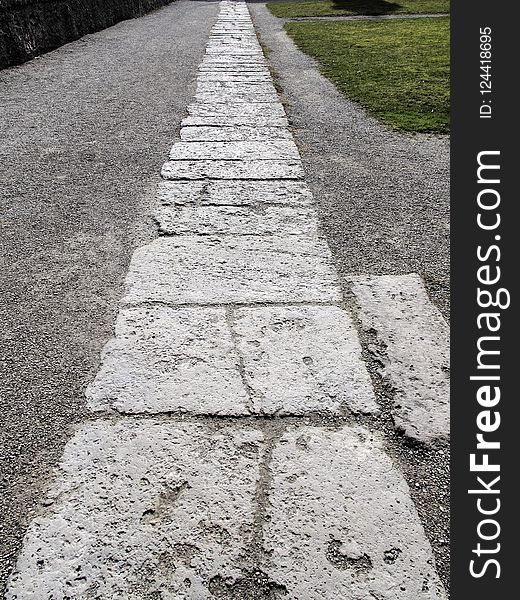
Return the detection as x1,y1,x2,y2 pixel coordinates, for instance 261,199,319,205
195,91,278,103
188,102,285,118
206,46,261,53
199,60,267,66
205,50,263,57
180,126,292,142
195,82,277,94
206,44,259,51
123,236,342,305
206,36,258,42
155,205,319,236
6,422,262,599
183,102,288,127
157,180,313,207
87,306,248,414
168,141,300,161
196,69,273,78
350,274,450,442
161,159,303,180
196,73,272,83
201,59,266,68
182,114,289,127
232,306,379,415
264,426,447,599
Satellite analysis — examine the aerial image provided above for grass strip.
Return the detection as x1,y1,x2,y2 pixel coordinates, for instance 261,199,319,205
284,17,450,132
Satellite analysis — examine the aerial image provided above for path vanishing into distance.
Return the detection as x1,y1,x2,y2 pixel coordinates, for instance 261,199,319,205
0,1,450,597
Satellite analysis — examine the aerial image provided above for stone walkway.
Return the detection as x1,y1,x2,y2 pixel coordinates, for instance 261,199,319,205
6,2,449,598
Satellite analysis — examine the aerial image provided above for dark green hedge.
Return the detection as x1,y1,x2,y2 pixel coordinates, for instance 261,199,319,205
1,0,173,68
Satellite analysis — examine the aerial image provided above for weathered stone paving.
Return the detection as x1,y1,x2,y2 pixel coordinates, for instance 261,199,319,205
7,422,262,598
232,306,379,415
155,204,319,236
6,2,449,598
350,274,450,442
122,235,342,305
265,427,447,599
87,306,250,415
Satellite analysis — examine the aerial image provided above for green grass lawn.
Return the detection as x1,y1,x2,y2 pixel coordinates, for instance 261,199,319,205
267,0,450,19
284,17,450,133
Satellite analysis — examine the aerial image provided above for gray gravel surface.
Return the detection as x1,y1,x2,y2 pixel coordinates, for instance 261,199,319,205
0,0,219,592
249,2,450,320
248,2,450,592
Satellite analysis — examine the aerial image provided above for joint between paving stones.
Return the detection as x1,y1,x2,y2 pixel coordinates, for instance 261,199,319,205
83,410,364,430
246,422,285,572
121,299,344,310
157,231,316,238
225,305,256,414
160,176,304,182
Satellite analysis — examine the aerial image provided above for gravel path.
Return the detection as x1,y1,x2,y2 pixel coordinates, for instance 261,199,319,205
1,1,450,595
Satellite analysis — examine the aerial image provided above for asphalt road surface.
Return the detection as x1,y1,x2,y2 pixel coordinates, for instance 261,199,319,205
0,1,219,592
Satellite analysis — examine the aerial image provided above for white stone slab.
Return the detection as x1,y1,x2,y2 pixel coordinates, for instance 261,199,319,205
182,115,288,127
195,82,277,94
206,37,259,43
6,422,262,598
197,65,270,74
208,33,257,37
207,35,258,40
350,274,450,443
265,426,447,599
161,159,303,181
87,306,248,414
233,306,379,415
201,57,265,66
187,102,286,118
196,70,272,79
168,141,300,161
196,73,272,83
206,49,259,53
195,91,278,104
205,49,263,56
123,236,342,305
157,180,314,207
155,205,319,236
206,43,260,50
210,28,254,33
180,126,292,142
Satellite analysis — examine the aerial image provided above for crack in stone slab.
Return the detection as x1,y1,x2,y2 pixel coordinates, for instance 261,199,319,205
226,306,255,415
